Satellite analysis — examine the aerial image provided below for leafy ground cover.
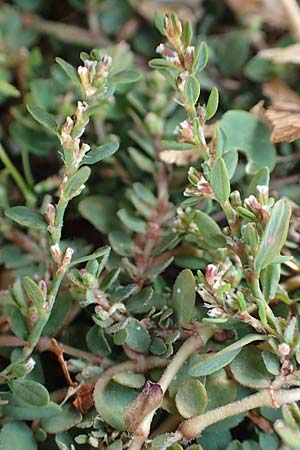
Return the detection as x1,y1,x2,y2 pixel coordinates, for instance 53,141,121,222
1,1,300,449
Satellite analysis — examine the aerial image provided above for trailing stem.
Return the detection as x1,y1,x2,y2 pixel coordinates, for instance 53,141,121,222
178,387,300,441
128,326,214,450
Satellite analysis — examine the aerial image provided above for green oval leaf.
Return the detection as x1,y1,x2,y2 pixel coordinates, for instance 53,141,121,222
0,422,37,450
110,70,141,84
27,104,58,135
10,379,49,407
184,76,200,106
41,404,82,434
5,206,46,230
175,380,208,419
64,166,91,200
82,141,119,165
172,269,196,325
149,58,176,70
125,318,151,353
206,87,219,120
192,42,208,73
246,166,270,197
56,57,80,86
154,10,165,35
210,157,230,204
112,372,145,388
117,209,147,233
94,381,138,431
23,276,45,309
230,346,271,388
221,111,276,173
254,199,291,273
190,334,269,376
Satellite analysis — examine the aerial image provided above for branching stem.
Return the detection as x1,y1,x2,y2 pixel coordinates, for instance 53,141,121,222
178,387,300,440
128,327,214,450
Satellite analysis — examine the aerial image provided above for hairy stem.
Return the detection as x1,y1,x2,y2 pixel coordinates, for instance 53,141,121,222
179,387,300,440
128,327,214,450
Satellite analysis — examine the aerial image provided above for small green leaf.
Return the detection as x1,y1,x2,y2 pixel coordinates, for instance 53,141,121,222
142,257,174,280
230,346,271,388
154,10,165,35
41,404,82,434
128,147,155,173
94,381,138,431
151,433,180,450
70,246,110,267
125,318,151,353
2,395,62,420
110,70,141,84
221,111,276,173
82,141,119,165
10,379,49,407
79,195,118,233
56,57,80,85
107,440,123,450
210,157,230,204
172,269,196,325
193,210,226,248
112,372,145,388
117,209,147,233
183,21,193,47
275,420,300,449
109,231,141,257
262,351,280,375
206,369,237,410
223,149,238,179
86,325,111,356
55,432,76,450
246,167,270,197
23,276,45,309
133,182,156,205
193,42,208,73
161,140,195,151
254,199,291,273
190,334,268,376
64,166,91,199
260,263,281,301
27,104,58,135
0,422,37,450
150,337,168,355
149,58,176,70
5,206,46,230
184,76,200,106
206,87,219,120
0,79,20,98
175,380,207,419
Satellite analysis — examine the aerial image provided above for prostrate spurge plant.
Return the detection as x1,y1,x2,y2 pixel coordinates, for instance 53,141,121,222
0,10,300,450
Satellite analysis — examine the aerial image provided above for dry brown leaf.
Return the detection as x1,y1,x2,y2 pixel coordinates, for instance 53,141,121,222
124,381,163,432
159,149,199,165
258,43,300,65
250,100,270,126
226,0,287,29
73,384,94,414
159,120,219,165
263,79,300,143
129,0,203,23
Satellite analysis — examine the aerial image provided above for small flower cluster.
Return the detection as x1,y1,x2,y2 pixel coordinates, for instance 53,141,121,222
242,185,271,225
60,102,90,174
78,56,112,98
196,263,236,319
184,167,214,198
